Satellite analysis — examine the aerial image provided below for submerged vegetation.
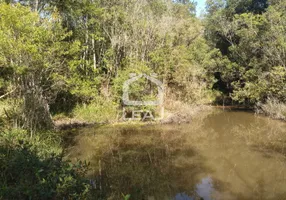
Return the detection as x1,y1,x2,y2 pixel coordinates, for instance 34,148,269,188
0,0,285,199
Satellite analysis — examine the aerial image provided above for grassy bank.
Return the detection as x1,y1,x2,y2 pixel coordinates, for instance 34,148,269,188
53,99,214,129
53,97,118,129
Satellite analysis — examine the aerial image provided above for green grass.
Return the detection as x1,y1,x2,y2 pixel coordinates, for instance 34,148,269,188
72,97,118,123
0,99,13,117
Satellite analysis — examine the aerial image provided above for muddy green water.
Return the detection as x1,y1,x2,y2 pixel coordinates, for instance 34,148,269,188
65,109,286,200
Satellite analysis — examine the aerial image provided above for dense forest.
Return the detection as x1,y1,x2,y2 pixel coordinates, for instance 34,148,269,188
0,0,285,199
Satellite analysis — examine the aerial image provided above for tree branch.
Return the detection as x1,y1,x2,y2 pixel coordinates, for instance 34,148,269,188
0,88,17,99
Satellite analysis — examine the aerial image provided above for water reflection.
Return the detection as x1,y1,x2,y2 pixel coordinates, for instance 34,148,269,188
65,110,286,200
174,193,193,200
196,177,213,200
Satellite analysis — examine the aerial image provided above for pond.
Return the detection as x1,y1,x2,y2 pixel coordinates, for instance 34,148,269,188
65,109,286,200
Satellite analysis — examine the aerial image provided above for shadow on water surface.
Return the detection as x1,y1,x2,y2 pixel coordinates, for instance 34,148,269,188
67,125,212,200
65,110,286,200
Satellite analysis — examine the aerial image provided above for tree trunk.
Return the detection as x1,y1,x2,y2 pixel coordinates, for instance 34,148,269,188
92,38,97,69
34,0,39,12
22,76,54,134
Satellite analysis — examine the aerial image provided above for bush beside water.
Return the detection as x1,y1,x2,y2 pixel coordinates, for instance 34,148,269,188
0,129,91,199
256,98,286,121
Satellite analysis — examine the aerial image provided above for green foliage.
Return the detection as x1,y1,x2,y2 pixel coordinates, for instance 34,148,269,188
112,61,153,102
0,0,283,127
0,0,221,131
72,96,118,123
0,99,21,128
0,129,91,199
122,193,131,200
0,3,76,131
0,0,286,198
232,66,286,103
1,129,62,157
205,0,286,105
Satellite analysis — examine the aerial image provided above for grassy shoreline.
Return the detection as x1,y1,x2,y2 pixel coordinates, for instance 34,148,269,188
53,104,214,130
53,102,286,130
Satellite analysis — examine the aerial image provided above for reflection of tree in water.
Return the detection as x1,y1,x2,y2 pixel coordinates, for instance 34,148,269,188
203,111,286,200
67,125,209,200
66,111,286,200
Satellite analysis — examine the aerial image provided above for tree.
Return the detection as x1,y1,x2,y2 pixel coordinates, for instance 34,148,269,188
204,0,286,104
0,3,75,132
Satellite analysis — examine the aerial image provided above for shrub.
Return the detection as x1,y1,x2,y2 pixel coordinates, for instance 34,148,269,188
0,129,91,200
0,99,21,128
72,96,118,123
256,98,286,121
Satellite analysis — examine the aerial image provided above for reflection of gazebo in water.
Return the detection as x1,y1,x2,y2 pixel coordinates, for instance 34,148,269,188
122,73,164,120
